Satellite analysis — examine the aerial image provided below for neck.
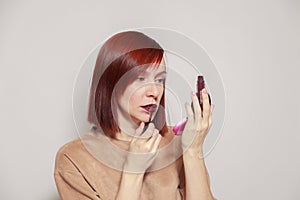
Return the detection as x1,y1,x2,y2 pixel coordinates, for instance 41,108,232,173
115,117,140,142
114,131,134,142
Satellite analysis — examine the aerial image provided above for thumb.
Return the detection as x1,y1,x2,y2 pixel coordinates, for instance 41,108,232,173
135,122,145,136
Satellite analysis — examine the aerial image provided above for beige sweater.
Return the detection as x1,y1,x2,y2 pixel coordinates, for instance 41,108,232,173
54,127,186,200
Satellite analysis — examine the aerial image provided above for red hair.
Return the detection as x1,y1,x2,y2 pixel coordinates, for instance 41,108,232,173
87,31,168,137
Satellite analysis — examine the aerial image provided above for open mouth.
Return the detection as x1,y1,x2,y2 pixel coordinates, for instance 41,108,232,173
141,104,157,112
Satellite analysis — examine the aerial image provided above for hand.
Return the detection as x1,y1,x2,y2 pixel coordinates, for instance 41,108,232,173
181,89,214,156
124,122,162,173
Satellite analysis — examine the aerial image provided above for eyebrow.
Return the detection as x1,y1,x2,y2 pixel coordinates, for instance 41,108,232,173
155,71,167,77
140,70,167,77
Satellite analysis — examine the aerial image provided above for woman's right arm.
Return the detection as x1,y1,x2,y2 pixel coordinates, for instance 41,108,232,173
115,172,144,200
115,122,162,200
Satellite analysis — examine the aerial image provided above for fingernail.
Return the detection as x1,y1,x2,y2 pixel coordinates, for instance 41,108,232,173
191,91,196,96
202,88,207,94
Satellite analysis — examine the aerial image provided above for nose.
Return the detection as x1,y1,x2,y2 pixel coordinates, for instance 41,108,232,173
145,83,161,98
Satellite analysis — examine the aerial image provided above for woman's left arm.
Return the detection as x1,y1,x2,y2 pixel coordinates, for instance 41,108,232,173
181,89,216,200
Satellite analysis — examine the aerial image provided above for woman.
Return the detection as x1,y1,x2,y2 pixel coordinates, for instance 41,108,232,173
54,30,216,200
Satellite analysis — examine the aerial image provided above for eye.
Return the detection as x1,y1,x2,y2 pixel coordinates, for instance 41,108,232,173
155,78,165,84
137,77,145,81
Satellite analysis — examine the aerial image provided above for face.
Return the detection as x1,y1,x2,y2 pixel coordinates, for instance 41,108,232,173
116,59,166,129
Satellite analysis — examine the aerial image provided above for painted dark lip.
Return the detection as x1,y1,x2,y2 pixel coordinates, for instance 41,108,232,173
140,104,157,112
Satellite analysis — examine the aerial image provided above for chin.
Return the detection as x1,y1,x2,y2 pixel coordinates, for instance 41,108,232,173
131,116,151,125
140,118,151,123
131,110,158,124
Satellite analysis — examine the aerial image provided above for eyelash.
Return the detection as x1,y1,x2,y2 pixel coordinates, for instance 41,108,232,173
155,78,165,84
136,77,165,84
137,77,145,81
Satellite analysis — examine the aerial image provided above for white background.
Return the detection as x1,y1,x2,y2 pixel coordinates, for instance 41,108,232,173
1,0,299,199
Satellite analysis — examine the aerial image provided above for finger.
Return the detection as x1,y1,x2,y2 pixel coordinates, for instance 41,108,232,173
135,122,145,137
153,134,162,151
145,128,156,141
137,130,158,152
145,128,158,142
202,89,211,123
185,102,194,125
211,104,215,113
148,122,155,131
208,104,214,127
140,123,155,138
149,132,162,152
191,91,201,122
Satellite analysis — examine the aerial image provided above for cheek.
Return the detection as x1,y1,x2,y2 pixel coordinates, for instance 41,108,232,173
127,86,165,106
129,91,143,105
156,86,164,101
159,87,164,97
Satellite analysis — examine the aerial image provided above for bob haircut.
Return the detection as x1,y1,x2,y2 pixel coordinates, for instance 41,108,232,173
87,31,168,137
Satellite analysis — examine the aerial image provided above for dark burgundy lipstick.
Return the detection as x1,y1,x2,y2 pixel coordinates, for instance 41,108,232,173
193,76,211,111
141,104,157,112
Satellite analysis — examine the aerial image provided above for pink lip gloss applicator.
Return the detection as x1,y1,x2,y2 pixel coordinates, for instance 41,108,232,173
173,76,211,136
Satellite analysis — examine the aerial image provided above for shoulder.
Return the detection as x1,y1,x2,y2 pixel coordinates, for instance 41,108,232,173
55,137,83,158
54,137,89,172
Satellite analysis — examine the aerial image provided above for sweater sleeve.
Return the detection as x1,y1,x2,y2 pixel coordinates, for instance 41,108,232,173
54,148,102,200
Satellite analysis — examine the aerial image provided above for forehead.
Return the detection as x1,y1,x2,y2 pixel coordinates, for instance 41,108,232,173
144,58,166,73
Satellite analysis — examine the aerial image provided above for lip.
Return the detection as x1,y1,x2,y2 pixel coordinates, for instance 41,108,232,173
140,104,157,112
